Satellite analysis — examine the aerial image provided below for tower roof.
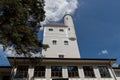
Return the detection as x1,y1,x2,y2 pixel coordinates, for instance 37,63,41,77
44,23,67,27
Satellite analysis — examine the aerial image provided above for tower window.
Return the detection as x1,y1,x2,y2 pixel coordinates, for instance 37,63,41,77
52,40,57,45
68,28,70,31
66,17,68,20
59,29,64,32
49,28,53,31
59,55,64,58
64,41,68,45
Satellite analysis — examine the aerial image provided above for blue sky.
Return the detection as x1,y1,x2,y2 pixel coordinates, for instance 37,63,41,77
0,0,120,66
74,0,120,65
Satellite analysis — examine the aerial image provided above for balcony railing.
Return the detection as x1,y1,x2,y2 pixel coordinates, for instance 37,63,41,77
84,71,95,78
52,71,62,77
15,71,28,78
34,71,45,77
68,71,79,77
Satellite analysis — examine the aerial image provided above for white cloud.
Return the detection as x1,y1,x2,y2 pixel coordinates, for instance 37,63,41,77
42,0,78,24
1,0,79,57
112,63,119,67
98,49,108,55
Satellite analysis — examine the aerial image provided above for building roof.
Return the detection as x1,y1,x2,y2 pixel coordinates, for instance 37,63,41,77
0,66,12,73
7,57,116,66
44,23,67,27
113,67,120,72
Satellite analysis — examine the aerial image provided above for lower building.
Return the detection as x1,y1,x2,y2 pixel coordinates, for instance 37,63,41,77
0,57,119,80
113,67,120,80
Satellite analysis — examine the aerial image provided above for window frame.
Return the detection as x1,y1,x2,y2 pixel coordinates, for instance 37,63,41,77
64,41,68,45
15,66,29,78
98,66,111,78
83,66,95,78
52,40,57,45
67,66,79,78
58,55,64,58
51,66,62,78
34,66,46,78
59,29,64,32
49,28,53,31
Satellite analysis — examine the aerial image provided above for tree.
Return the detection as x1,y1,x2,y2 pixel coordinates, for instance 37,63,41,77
0,0,49,56
118,64,120,68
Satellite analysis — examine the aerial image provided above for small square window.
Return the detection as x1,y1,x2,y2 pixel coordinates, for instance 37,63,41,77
59,55,64,58
49,28,53,31
59,29,64,32
52,40,57,45
66,17,68,20
64,41,68,45
68,28,70,31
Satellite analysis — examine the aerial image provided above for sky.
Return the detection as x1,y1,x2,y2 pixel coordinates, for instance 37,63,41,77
0,0,120,66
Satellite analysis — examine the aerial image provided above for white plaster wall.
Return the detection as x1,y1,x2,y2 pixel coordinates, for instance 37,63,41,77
28,66,34,80
42,14,80,58
64,15,76,39
34,78,46,80
42,26,80,58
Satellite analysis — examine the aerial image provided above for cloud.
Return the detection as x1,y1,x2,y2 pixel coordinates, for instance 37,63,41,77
112,63,119,67
1,0,79,57
98,49,108,55
41,0,78,24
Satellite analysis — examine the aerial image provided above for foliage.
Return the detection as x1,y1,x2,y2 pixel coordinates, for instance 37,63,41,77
0,0,49,56
118,64,120,68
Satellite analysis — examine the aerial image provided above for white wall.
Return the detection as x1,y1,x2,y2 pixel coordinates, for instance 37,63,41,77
42,14,80,58
42,26,80,58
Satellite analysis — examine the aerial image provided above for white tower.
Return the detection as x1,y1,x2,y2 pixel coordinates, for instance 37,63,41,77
42,14,80,58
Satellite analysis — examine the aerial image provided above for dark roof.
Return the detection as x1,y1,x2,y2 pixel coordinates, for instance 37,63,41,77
7,57,116,66
113,67,120,69
0,66,12,68
63,14,72,18
7,57,116,61
44,23,67,27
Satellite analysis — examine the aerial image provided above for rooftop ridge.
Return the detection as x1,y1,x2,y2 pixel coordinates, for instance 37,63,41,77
44,23,67,27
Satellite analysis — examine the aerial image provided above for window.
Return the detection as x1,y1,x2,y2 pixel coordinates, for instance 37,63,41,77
59,55,64,58
15,66,28,78
51,66,62,77
98,66,111,78
64,41,68,45
66,17,68,20
68,28,70,31
49,28,53,31
34,66,46,78
67,66,79,77
59,29,64,32
52,40,57,45
83,66,95,78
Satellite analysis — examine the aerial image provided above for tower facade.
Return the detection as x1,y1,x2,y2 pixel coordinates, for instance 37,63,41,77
42,14,80,58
